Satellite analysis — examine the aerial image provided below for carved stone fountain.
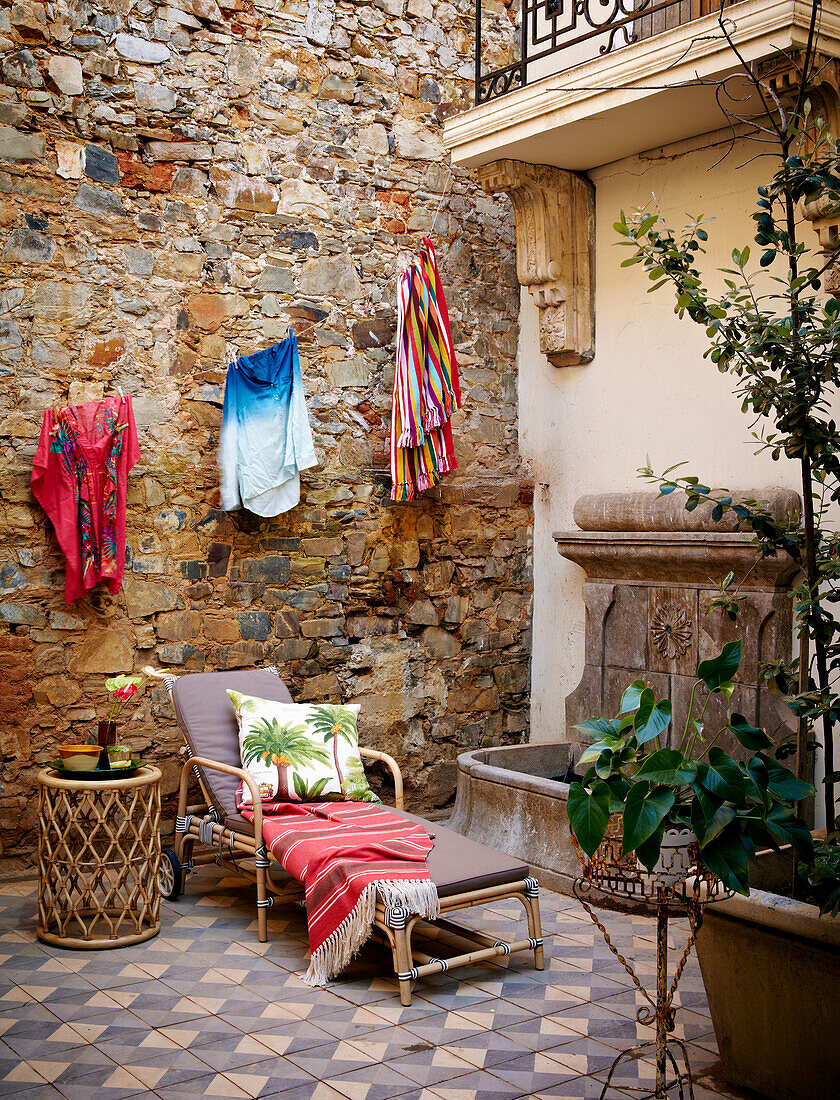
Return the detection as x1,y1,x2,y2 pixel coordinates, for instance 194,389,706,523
554,490,802,763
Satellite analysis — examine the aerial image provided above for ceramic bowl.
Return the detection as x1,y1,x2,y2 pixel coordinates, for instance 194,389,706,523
57,745,102,771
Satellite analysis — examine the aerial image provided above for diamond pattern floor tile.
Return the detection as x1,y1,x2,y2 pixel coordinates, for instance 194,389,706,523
0,871,728,1100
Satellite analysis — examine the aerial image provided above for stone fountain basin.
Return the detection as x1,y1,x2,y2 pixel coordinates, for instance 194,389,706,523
447,742,579,894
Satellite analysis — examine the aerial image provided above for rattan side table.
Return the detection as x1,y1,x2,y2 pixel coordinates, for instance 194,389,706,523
37,765,162,948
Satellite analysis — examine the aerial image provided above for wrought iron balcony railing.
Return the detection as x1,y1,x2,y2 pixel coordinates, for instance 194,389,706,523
475,0,724,104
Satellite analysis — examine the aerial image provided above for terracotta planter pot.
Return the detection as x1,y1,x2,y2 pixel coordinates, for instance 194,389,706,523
696,888,840,1100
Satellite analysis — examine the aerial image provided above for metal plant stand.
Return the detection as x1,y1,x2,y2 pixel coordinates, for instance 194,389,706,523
572,823,732,1099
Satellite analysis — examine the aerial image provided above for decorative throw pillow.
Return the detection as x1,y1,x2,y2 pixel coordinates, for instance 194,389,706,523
227,690,380,805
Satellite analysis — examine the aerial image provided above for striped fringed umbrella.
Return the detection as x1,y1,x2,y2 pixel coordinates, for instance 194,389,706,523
390,238,462,502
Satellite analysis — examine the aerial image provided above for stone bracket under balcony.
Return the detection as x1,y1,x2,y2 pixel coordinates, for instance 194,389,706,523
477,160,595,367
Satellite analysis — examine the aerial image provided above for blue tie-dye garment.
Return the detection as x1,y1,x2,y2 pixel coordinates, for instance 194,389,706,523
219,333,317,517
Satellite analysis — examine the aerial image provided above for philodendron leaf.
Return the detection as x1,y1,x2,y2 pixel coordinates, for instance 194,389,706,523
728,713,772,750
636,748,697,786
605,776,631,813
755,752,815,802
575,717,620,739
741,760,771,810
635,823,668,872
620,680,647,713
701,825,752,894
693,801,736,847
567,781,611,858
577,740,612,768
765,804,814,861
697,640,742,691
696,747,746,803
634,694,672,745
594,750,615,780
621,783,676,855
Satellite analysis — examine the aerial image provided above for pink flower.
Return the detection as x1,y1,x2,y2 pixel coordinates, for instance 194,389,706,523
113,684,138,702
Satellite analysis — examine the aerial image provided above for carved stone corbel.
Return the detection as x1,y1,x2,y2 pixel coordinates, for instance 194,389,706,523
477,159,595,367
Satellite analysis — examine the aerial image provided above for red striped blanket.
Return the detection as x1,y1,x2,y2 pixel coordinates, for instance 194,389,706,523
237,798,438,985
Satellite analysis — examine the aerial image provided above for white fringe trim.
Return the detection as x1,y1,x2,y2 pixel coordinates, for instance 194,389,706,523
303,877,440,987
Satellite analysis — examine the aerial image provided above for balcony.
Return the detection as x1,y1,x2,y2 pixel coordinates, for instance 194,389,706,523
444,0,840,171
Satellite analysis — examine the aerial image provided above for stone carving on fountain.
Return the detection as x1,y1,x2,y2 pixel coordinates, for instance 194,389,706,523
554,490,803,768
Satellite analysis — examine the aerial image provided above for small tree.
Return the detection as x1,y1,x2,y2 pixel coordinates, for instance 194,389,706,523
614,69,840,912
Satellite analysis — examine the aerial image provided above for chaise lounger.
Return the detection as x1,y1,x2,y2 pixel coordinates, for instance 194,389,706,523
158,667,544,1005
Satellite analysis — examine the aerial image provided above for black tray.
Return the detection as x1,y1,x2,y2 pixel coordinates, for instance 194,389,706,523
48,759,148,780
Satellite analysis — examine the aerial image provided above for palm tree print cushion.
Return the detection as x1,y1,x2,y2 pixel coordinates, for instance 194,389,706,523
227,690,381,805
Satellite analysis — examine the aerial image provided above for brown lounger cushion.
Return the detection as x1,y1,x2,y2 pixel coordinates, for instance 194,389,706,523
223,807,530,899
172,669,292,818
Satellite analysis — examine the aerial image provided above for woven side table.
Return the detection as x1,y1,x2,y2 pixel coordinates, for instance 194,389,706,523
37,765,162,948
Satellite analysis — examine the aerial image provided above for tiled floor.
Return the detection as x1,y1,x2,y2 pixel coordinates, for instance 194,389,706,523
0,869,750,1099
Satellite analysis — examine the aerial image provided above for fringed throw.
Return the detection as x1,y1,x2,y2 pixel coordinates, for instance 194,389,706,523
236,797,438,985
305,877,439,988
390,237,462,502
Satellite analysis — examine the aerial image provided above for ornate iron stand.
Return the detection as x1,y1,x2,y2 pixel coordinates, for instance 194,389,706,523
572,824,732,1099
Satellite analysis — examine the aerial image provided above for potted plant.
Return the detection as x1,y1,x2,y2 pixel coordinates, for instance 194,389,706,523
98,672,149,747
609,27,840,1094
568,641,814,899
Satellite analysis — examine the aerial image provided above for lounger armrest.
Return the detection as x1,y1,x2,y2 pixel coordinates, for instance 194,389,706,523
360,747,404,810
180,755,265,844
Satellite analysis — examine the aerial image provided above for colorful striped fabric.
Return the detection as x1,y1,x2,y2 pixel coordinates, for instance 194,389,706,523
237,797,438,985
390,238,462,502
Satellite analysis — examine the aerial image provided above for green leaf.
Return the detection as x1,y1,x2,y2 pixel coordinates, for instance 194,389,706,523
594,750,615,780
696,747,746,803
741,760,771,809
697,641,742,691
293,772,307,800
620,680,647,713
636,823,667,872
605,776,631,813
693,801,735,846
567,782,611,858
764,805,814,860
577,740,612,768
755,752,815,802
309,776,329,799
727,713,772,750
634,692,672,745
701,825,752,894
574,716,620,739
636,748,697,786
621,783,676,855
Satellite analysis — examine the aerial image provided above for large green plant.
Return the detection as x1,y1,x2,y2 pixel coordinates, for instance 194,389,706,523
611,99,840,911
568,643,814,894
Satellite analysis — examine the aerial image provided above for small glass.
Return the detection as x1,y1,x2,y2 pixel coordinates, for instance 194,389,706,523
108,745,132,768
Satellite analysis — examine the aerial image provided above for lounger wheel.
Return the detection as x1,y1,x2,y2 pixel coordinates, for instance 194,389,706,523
158,848,183,901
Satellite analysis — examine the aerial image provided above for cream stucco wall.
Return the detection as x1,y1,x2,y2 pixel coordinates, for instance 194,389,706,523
519,133,806,744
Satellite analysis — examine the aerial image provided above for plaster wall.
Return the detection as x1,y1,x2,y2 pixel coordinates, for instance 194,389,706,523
519,134,806,744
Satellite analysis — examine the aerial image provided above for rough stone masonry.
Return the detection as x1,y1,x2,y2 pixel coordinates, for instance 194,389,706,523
0,0,532,867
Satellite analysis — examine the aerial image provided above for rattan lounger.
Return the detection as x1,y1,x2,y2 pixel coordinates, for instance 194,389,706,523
158,667,544,1004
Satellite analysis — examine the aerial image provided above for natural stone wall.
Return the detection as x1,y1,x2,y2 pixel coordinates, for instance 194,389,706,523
0,0,532,868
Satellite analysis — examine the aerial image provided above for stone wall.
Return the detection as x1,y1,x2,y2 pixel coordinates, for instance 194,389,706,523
0,0,532,868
